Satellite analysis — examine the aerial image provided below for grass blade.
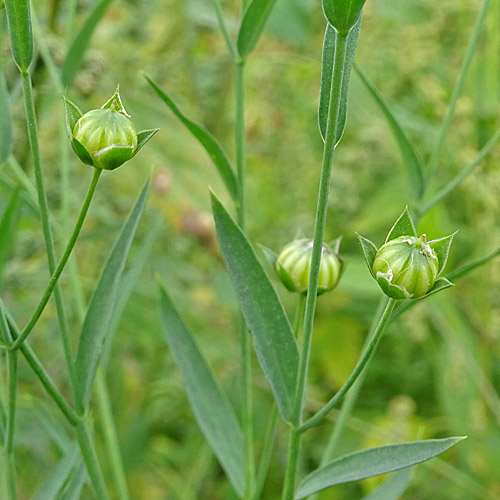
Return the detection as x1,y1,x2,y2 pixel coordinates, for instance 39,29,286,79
145,75,238,201
295,437,465,499
237,0,277,59
158,282,246,498
58,464,86,500
0,187,21,286
211,191,299,421
4,0,33,72
426,0,491,181
319,17,362,145
0,73,13,163
61,0,114,87
33,446,80,500
75,179,150,409
355,64,425,200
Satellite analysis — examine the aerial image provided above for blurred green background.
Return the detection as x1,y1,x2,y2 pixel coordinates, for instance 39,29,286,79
1,0,500,498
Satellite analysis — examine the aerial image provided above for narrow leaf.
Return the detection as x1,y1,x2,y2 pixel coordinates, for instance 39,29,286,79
146,75,238,201
447,246,500,281
132,129,159,158
361,467,413,500
0,73,13,163
319,17,362,144
158,283,246,497
355,64,426,200
0,187,21,285
357,233,378,271
211,191,299,420
428,232,457,275
33,445,79,500
385,206,417,243
237,0,278,59
4,0,34,72
295,437,465,499
61,0,114,87
75,180,150,408
58,464,86,500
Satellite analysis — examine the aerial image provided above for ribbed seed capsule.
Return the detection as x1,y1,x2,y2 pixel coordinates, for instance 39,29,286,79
372,235,439,298
276,239,343,295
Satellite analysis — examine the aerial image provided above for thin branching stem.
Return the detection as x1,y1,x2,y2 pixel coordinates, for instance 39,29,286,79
300,298,397,433
11,168,102,350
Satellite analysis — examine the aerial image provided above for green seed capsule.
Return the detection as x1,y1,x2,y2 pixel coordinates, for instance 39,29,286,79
73,106,138,171
276,239,343,295
372,235,439,299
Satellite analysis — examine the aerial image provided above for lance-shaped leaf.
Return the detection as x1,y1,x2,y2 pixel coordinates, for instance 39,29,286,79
357,233,378,271
428,232,457,275
237,0,278,59
146,76,238,201
385,206,417,242
0,73,13,163
62,0,114,87
75,180,150,408
211,191,299,421
258,243,278,268
158,283,245,497
4,0,34,72
361,466,413,500
355,64,426,201
319,17,362,144
295,437,465,499
59,464,87,500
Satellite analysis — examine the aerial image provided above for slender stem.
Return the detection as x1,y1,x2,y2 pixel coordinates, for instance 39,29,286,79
74,420,111,500
424,0,490,186
300,297,397,433
420,126,500,215
211,0,238,60
235,60,247,228
281,32,349,500
235,57,254,498
95,371,130,500
11,168,102,350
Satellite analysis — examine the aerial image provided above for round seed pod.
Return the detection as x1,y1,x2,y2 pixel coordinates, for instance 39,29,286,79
372,235,439,299
276,238,343,295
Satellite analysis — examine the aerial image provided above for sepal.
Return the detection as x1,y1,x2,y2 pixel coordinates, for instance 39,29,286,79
428,232,457,276
132,129,159,158
385,206,417,242
63,96,83,139
375,272,413,300
357,233,377,272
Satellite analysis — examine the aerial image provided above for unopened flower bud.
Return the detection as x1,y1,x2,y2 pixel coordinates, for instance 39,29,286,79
372,235,439,299
64,87,158,171
275,238,343,295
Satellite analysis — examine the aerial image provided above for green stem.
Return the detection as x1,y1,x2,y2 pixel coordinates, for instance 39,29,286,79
300,297,397,433
235,57,254,499
281,32,349,500
420,126,500,215
95,371,130,500
11,168,102,350
74,420,111,500
424,0,491,186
